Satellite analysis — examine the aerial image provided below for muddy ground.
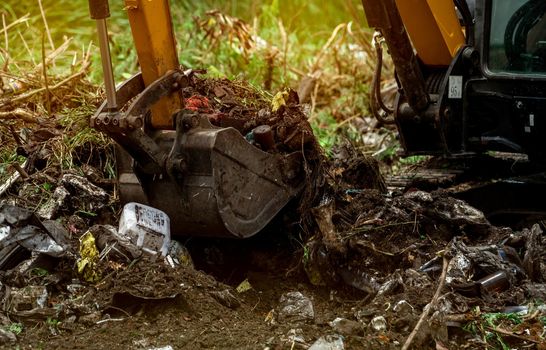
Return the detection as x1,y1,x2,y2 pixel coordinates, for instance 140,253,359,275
1,75,546,350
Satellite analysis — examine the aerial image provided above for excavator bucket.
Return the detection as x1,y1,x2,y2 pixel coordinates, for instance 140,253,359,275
88,0,306,238
92,73,305,238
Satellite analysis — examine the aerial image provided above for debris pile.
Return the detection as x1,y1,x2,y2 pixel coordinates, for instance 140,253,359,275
1,71,546,348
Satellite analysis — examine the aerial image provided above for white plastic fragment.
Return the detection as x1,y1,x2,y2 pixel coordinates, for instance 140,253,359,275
118,202,171,258
370,315,387,332
309,335,344,350
284,328,306,346
393,300,414,314
9,286,49,312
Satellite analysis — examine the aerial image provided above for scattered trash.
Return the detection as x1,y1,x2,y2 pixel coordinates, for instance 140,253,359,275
8,286,48,311
118,203,171,258
61,174,109,213
277,292,314,322
165,240,193,268
370,316,387,332
5,286,58,322
0,225,65,258
0,205,67,258
91,224,134,262
77,231,101,282
445,252,472,286
235,278,252,293
147,346,174,350
393,300,414,314
377,271,403,297
308,334,344,350
338,268,380,295
37,186,70,220
477,271,510,295
281,328,307,349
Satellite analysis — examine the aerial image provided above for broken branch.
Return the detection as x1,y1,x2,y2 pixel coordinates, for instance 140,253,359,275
401,256,449,350
0,108,41,123
11,64,90,103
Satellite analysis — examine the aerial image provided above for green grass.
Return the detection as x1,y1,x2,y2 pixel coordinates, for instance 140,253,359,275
1,0,365,84
0,0,391,162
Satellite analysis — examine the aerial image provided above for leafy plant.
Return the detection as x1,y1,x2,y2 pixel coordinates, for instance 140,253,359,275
31,268,49,277
7,323,23,335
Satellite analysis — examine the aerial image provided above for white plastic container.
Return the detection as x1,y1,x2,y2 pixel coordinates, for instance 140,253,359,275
118,202,171,258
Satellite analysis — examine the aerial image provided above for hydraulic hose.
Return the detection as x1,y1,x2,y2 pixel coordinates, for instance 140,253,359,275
370,33,395,125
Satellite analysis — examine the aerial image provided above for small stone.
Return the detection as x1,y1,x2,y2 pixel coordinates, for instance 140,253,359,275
210,290,241,309
0,329,16,344
79,311,102,326
329,317,364,336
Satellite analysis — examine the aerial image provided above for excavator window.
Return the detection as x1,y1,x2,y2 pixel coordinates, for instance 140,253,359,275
488,0,546,75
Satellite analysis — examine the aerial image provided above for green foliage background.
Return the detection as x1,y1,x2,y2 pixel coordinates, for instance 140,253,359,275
0,0,399,161
0,0,366,86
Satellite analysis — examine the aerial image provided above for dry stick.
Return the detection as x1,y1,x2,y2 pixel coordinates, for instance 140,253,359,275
38,0,55,51
278,19,288,80
401,256,449,350
484,326,538,344
0,108,40,123
41,32,51,115
308,81,320,122
0,160,27,197
11,163,29,179
0,14,29,36
18,31,36,66
11,64,89,103
33,37,72,74
2,13,8,54
311,23,347,72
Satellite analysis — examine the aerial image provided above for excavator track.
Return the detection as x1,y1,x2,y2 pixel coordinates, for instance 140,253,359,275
386,154,546,226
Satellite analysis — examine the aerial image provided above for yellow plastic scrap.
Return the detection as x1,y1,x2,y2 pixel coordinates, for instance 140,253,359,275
271,90,289,112
236,278,252,293
77,231,101,283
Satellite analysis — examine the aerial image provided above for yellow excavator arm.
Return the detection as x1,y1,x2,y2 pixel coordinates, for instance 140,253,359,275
125,0,182,129
395,0,465,66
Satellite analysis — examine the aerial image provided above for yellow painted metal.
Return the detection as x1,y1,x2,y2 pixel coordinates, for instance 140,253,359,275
125,0,181,129
395,0,465,66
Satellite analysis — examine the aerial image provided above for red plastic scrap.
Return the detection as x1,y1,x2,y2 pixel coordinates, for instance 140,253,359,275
185,95,212,112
